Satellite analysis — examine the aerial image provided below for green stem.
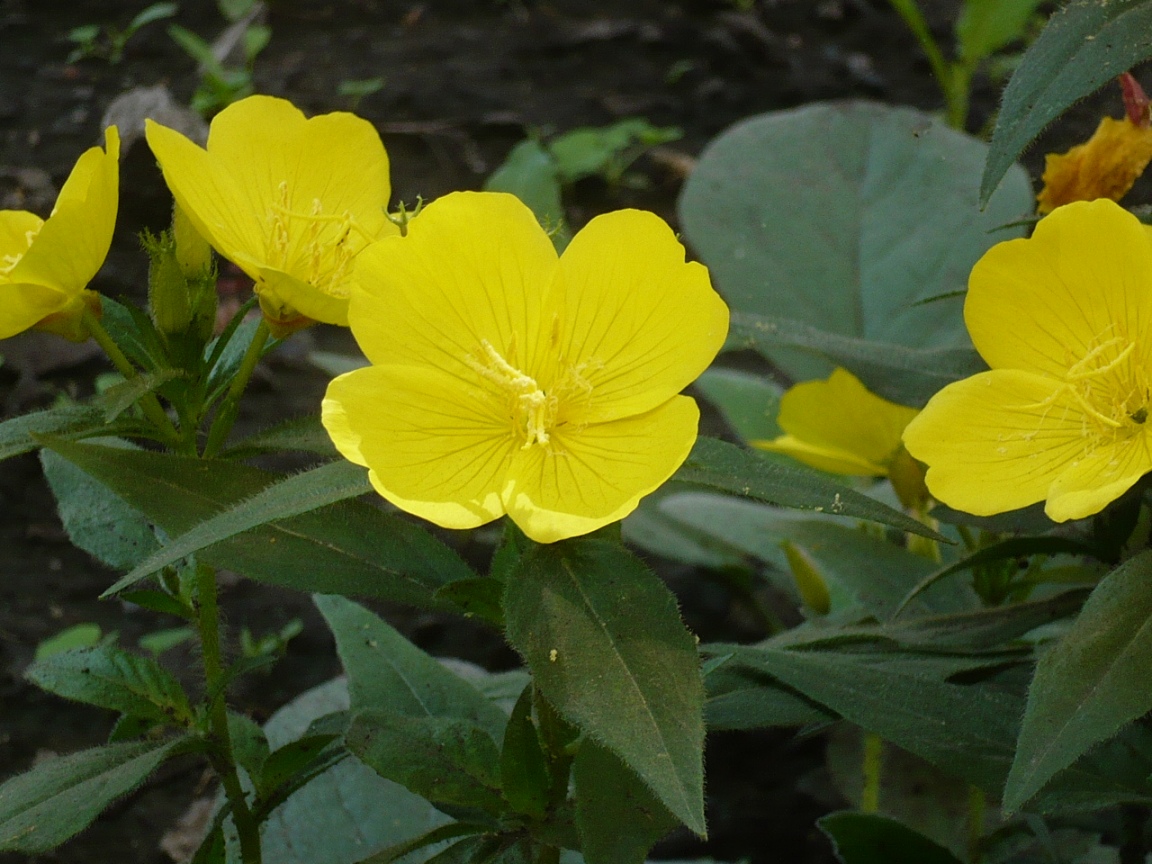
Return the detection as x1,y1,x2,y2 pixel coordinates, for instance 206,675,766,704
861,732,883,813
885,0,961,127
967,785,985,864
84,309,181,445
203,319,270,458
196,564,262,864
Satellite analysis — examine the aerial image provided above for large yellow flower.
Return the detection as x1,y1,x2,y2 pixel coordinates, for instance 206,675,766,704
322,191,729,543
144,95,396,333
0,127,119,341
903,199,1152,523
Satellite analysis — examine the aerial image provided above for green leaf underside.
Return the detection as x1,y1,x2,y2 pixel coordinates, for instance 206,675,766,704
41,445,161,571
315,594,508,741
25,645,191,725
693,367,783,443
40,439,473,608
0,405,103,462
0,738,183,852
109,460,374,594
503,540,706,835
981,0,1152,203
818,811,963,864
573,739,678,864
1005,551,1152,811
676,438,946,541
346,709,504,813
726,311,986,407
679,100,1032,381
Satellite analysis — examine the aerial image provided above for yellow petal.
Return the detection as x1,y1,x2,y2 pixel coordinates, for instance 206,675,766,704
9,127,119,294
966,199,1152,379
1045,432,1152,522
503,395,700,543
0,210,43,252
348,192,559,381
1036,117,1152,214
552,209,729,423
902,369,1091,516
754,368,917,476
0,282,70,340
146,96,393,324
256,267,349,327
322,364,512,530
753,434,887,476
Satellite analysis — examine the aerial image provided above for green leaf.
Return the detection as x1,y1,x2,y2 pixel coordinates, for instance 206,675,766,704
484,139,567,242
727,644,1021,791
504,540,706,835
704,664,835,730
41,444,160,571
0,405,103,462
675,437,946,541
981,0,1152,203
0,738,183,852
660,492,972,618
726,312,987,407
346,709,505,814
255,677,454,864
356,823,495,864
25,645,193,726
97,369,183,421
255,734,339,802
108,460,373,594
40,439,474,608
818,811,963,864
693,367,782,442
956,0,1043,63
315,594,508,741
35,624,104,661
680,101,1032,381
222,415,338,459
573,741,677,864
1005,551,1152,811
500,685,550,819
434,578,505,628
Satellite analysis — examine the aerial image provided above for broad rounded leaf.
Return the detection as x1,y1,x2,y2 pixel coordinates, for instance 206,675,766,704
679,100,1032,381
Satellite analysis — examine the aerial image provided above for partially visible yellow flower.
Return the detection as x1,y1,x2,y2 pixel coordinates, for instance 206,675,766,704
903,199,1152,523
1036,74,1152,215
754,368,919,476
144,95,396,335
322,191,729,544
0,127,119,341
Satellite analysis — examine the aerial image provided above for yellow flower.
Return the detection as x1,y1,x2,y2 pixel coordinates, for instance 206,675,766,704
0,127,119,341
903,199,1152,523
753,368,919,476
144,95,396,334
321,191,729,543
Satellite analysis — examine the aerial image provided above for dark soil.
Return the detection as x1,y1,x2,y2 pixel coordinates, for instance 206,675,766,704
0,0,1140,861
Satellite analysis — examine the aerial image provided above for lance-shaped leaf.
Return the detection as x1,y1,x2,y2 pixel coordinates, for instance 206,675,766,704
727,312,986,407
0,405,103,462
25,645,193,726
346,709,505,814
315,594,508,741
675,437,946,541
0,738,185,852
107,460,373,594
981,0,1152,203
818,812,963,864
40,439,474,608
504,540,706,836
1005,551,1152,811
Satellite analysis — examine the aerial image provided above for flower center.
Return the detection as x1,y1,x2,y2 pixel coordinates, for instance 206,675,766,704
265,180,372,298
0,225,42,279
1038,330,1152,446
467,340,556,449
